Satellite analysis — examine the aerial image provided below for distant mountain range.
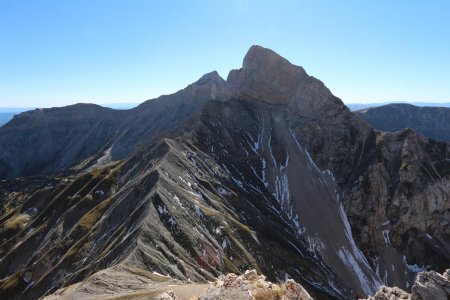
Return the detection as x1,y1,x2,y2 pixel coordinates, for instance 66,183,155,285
347,101,450,111
0,103,139,126
356,103,450,142
2,102,448,127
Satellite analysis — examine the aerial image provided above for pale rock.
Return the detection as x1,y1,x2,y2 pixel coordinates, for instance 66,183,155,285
285,279,314,300
243,269,258,280
155,291,177,300
363,269,450,300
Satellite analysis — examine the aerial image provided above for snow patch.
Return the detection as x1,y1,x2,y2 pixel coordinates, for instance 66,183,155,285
194,204,203,219
284,238,305,257
337,199,382,293
222,239,227,250
95,190,105,197
157,205,167,215
306,236,325,259
168,217,176,226
173,195,182,205
382,230,391,244
24,207,38,215
338,247,377,295
402,255,430,273
381,220,391,226
152,271,171,278
217,186,229,196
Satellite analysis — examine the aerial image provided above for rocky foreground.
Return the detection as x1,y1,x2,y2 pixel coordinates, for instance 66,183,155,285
44,268,313,300
200,269,313,300
44,268,450,300
363,269,450,300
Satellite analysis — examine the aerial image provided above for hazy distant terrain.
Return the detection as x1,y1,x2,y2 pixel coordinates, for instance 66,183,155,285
356,103,450,142
1,102,448,127
347,101,450,111
0,103,138,126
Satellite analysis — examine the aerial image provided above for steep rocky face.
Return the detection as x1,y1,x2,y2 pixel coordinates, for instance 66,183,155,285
228,46,376,188
356,104,450,142
344,129,450,289
227,45,348,119
0,45,449,300
225,46,449,293
179,99,382,296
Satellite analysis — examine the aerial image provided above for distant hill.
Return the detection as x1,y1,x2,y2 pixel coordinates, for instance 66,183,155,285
0,103,139,127
347,101,450,111
356,103,450,142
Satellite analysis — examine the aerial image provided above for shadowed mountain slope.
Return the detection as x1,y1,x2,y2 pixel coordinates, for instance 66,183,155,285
0,71,229,179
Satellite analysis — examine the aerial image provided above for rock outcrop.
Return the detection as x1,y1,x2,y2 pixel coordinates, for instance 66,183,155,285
364,269,450,300
344,129,450,289
43,268,312,300
201,269,313,300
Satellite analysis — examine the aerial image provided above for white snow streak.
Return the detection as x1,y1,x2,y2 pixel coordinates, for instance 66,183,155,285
402,255,430,273
338,247,376,295
382,230,391,244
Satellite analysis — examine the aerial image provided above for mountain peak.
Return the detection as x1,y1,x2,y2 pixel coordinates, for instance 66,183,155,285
195,70,225,85
242,45,302,73
228,46,338,112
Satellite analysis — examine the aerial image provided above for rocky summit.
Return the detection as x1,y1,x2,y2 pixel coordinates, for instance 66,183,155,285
0,45,448,300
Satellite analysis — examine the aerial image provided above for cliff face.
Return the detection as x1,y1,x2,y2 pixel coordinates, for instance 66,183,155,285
0,46,448,300
344,130,450,289
356,103,450,142
226,46,450,292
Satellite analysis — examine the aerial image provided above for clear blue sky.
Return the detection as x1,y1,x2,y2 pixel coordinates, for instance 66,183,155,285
1,0,449,107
